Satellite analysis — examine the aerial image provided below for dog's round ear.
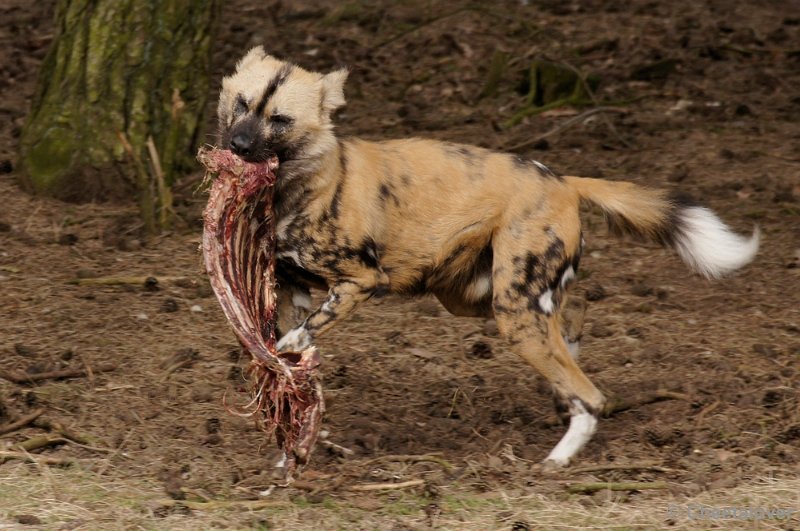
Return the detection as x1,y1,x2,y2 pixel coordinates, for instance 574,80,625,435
237,46,270,70
320,68,349,113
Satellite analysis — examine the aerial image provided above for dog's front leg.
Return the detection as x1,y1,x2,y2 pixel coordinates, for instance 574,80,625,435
276,271,388,352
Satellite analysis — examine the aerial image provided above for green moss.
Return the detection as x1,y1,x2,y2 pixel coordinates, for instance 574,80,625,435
22,126,77,192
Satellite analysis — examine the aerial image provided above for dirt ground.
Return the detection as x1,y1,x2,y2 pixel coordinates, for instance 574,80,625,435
1,0,799,529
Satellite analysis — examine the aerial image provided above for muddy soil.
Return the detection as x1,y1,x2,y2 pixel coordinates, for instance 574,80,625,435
1,0,799,528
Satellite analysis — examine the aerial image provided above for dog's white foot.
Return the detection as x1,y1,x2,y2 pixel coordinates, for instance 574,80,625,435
276,325,312,352
544,399,597,467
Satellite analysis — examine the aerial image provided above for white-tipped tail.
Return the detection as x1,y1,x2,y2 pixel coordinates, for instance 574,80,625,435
673,206,760,279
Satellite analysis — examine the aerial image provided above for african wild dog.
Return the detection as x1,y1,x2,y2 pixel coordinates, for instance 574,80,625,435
216,47,760,468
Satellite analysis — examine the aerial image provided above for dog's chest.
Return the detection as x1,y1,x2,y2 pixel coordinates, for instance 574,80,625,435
274,212,345,279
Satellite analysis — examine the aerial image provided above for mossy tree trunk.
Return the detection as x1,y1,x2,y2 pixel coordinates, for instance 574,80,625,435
19,0,219,204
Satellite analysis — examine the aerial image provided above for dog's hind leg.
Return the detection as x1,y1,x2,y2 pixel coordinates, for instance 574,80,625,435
494,309,604,467
492,227,604,467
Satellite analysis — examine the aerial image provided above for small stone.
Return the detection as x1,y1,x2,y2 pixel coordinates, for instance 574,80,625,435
204,433,223,446
190,304,203,313
14,343,37,357
631,282,653,297
160,298,179,313
118,238,142,252
584,284,606,301
205,417,221,434
58,233,79,246
467,340,494,359
532,138,550,150
136,313,149,320
626,327,645,338
75,269,99,279
773,187,796,203
191,384,215,402
416,298,441,316
195,283,214,298
752,343,777,356
668,165,689,183
144,277,160,292
15,515,42,525
590,323,613,338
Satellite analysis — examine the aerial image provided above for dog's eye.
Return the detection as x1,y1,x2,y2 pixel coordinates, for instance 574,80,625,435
270,114,293,126
234,96,248,116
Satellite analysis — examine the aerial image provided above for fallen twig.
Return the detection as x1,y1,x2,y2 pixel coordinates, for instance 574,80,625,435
67,275,187,286
361,453,454,472
507,107,629,152
603,390,690,417
319,438,355,457
347,479,425,492
0,408,45,436
33,417,96,446
13,436,68,452
559,60,633,148
0,363,118,384
567,481,669,494
0,450,75,466
156,499,285,511
694,399,721,427
568,461,675,475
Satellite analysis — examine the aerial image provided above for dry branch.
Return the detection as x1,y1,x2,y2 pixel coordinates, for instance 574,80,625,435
507,107,628,152
156,499,285,511
568,462,675,475
347,479,426,492
33,418,97,446
361,453,454,471
0,450,75,466
602,390,690,417
67,275,188,286
567,481,669,494
13,436,68,452
0,363,117,384
0,408,45,436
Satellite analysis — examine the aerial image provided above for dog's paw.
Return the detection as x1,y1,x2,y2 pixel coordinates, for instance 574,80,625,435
276,326,312,352
540,457,570,474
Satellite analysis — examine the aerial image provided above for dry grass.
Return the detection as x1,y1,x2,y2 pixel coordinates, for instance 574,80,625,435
1,463,797,530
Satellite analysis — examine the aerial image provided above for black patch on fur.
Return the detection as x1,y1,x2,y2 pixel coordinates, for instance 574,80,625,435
378,182,401,206
329,180,344,220
373,285,390,298
255,64,293,116
276,260,329,291
272,133,309,163
425,242,494,306
357,238,381,269
605,190,698,248
503,237,575,314
400,267,431,296
513,156,563,180
444,144,477,164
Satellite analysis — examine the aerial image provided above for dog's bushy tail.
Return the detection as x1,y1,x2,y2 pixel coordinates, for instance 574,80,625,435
564,176,760,279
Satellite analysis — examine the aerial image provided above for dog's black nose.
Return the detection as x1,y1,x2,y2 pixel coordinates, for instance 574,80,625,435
230,133,253,156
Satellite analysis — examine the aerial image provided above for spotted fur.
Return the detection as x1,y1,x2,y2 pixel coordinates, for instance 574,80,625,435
218,47,760,467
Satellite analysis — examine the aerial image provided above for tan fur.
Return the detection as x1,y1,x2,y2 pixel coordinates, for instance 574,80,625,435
215,48,756,466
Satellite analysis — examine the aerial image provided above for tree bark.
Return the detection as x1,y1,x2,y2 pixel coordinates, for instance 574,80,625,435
19,0,219,202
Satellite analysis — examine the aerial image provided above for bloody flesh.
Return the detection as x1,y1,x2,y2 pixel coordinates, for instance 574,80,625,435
198,147,324,479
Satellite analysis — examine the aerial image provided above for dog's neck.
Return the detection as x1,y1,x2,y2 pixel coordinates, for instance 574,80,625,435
273,140,343,220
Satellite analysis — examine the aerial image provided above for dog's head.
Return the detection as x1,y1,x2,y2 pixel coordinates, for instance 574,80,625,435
217,47,348,167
